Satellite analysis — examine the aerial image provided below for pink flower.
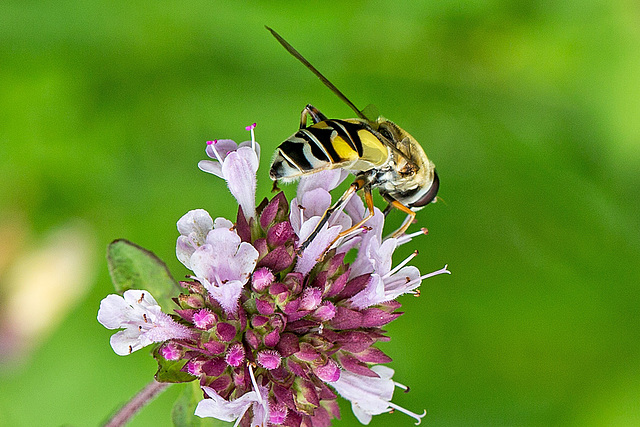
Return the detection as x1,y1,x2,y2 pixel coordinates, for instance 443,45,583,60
197,124,260,219
188,227,259,313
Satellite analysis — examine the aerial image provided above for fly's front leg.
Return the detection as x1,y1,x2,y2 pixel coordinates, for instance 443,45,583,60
299,104,328,129
385,198,417,238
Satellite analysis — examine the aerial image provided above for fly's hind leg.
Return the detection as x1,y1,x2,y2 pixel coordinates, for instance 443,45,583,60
297,174,371,254
299,104,328,129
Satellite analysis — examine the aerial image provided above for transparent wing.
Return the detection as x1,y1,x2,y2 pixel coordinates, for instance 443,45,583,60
361,104,380,122
266,26,368,121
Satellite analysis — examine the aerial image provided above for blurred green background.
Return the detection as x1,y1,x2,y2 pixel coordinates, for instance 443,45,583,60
1,1,639,426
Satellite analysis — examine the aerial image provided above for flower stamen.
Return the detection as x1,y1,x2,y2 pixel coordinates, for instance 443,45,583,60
245,123,257,152
247,363,263,404
403,264,451,289
387,402,427,425
207,140,224,163
397,227,428,245
384,250,418,279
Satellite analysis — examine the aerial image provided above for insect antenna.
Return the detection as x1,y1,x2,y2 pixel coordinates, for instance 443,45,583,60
266,26,367,121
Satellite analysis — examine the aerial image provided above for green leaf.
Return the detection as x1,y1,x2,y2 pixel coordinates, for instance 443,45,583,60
153,347,197,384
106,239,181,311
172,382,232,427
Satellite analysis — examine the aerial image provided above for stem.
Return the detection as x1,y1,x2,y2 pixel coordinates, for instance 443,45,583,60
103,380,170,427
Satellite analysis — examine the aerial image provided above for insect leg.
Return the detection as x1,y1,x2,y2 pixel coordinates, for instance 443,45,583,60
297,174,369,253
386,199,417,238
325,183,376,249
299,104,328,129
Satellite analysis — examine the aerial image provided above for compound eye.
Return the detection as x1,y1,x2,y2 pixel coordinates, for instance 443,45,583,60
411,170,439,208
379,127,393,141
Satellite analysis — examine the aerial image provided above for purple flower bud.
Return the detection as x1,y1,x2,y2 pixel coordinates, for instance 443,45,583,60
215,323,237,342
186,359,204,376
245,329,260,349
202,357,226,377
269,282,287,295
225,343,245,367
264,329,280,348
276,333,300,357
260,195,281,229
159,342,181,361
258,245,295,273
295,343,319,362
337,353,378,377
269,402,288,425
251,315,269,328
283,272,304,294
329,306,364,329
267,221,294,246
203,340,226,355
313,359,340,383
252,267,274,292
312,301,336,322
255,298,275,315
283,298,300,315
351,347,393,364
299,287,322,311
193,309,217,330
257,350,282,370
336,330,376,353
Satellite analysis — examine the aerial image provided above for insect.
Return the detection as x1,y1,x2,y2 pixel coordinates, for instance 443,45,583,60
267,27,439,252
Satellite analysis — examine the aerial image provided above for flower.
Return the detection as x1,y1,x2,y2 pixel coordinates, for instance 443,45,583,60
187,225,259,314
195,365,269,426
332,365,426,425
99,123,449,426
97,290,192,356
198,123,260,220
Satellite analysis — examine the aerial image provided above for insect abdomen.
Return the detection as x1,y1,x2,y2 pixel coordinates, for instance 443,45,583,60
270,119,388,181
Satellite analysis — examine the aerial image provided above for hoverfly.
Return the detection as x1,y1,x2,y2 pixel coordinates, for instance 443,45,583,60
266,27,439,252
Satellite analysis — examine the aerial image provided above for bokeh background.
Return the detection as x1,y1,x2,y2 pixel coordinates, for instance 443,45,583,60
1,1,639,426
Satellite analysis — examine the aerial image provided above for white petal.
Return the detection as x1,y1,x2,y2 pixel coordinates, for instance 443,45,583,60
205,280,244,314
295,219,341,276
213,217,234,229
197,160,224,178
176,236,195,269
109,329,143,356
297,169,348,196
195,387,258,421
349,274,384,309
222,148,257,219
352,403,374,425
177,209,213,236
122,289,159,309
97,294,131,329
206,139,239,162
300,188,332,218
382,266,422,300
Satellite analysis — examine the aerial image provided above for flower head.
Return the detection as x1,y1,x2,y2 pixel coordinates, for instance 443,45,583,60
99,123,449,426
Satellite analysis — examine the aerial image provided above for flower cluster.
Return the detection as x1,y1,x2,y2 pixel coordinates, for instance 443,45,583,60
98,124,449,426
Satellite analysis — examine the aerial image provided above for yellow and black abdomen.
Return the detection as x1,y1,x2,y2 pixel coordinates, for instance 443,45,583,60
270,119,389,181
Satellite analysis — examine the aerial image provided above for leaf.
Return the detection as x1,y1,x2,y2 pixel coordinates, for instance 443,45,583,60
107,239,181,311
172,382,232,427
153,347,197,384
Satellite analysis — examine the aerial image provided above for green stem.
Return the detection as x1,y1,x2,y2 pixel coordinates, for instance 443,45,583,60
103,380,170,427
